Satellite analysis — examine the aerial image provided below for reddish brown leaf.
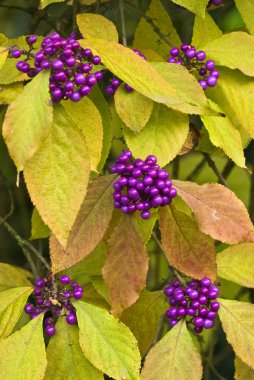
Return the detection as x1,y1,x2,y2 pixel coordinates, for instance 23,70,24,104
50,175,116,273
159,205,216,280
102,215,149,316
174,180,254,244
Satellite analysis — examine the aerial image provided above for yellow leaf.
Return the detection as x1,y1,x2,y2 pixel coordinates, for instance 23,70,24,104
235,0,254,36
235,356,254,380
77,13,118,42
0,47,8,71
192,12,222,48
171,0,208,18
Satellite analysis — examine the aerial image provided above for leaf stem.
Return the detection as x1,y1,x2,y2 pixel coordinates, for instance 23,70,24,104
152,231,186,285
203,153,228,187
119,0,127,46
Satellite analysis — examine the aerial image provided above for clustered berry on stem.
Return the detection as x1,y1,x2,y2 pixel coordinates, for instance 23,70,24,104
24,274,83,336
207,0,223,7
164,278,220,333
106,49,146,95
110,150,177,220
168,44,220,90
10,33,103,103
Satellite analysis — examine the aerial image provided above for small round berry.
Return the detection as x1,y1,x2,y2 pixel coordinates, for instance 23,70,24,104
71,91,81,102
36,297,44,305
169,188,177,198
75,73,86,85
199,307,208,317
92,56,101,65
52,59,63,70
199,295,208,304
12,49,21,58
26,35,37,44
206,60,215,71
41,60,51,69
35,278,44,288
34,288,42,296
152,195,163,206
187,308,196,317
172,280,181,287
71,281,78,288
196,51,206,61
194,326,203,334
86,75,97,87
199,80,207,90
191,300,200,310
180,43,189,52
66,313,77,325
125,84,134,92
24,303,34,314
45,325,56,336
169,318,179,328
177,307,187,317
65,56,76,67
185,48,196,59
63,291,71,298
94,71,103,81
170,47,179,57
207,311,217,319
141,211,150,220
45,300,52,308
168,307,178,317
208,290,219,300
60,274,71,284
164,285,174,297
34,51,44,61
201,278,212,287
73,289,83,299
199,68,207,76
111,78,121,88
203,319,215,329
84,48,92,57
194,317,204,327
44,317,54,326
210,69,220,78
207,75,217,87
168,58,176,63
210,301,220,311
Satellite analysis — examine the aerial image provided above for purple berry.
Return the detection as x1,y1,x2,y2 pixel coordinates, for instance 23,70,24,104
12,49,21,58
35,278,44,288
141,211,150,220
196,51,206,61
60,275,71,284
26,35,37,44
170,47,179,57
206,75,217,87
66,313,77,325
45,325,56,336
206,60,215,71
24,303,34,314
210,301,220,311
92,56,101,65
203,319,215,329
73,289,83,299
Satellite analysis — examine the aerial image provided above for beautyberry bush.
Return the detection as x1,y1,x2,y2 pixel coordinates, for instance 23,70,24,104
0,0,254,379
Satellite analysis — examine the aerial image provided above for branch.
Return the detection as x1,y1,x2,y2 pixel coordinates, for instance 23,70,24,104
186,157,206,181
221,159,235,179
119,0,127,46
152,231,186,285
203,153,228,187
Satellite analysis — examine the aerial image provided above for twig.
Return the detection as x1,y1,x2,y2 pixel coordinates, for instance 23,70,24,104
72,0,79,33
152,231,186,285
221,159,235,179
125,0,173,47
119,0,127,46
186,157,206,181
203,153,228,187
172,156,180,179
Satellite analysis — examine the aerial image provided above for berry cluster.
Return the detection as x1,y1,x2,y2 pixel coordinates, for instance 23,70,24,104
110,150,177,220
208,0,223,7
106,49,146,95
164,278,220,334
10,33,103,103
167,44,219,90
24,274,83,336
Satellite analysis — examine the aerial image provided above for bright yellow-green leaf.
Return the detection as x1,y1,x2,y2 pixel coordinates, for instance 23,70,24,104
40,0,64,8
217,243,254,287
24,105,90,248
0,47,8,70
219,298,254,370
201,102,246,168
89,85,113,172
207,68,254,140
91,276,110,303
0,263,32,292
0,83,23,104
192,12,222,48
77,13,118,42
121,290,166,357
141,320,203,380
30,208,50,240
79,38,185,106
152,62,217,115
63,97,103,172
45,318,103,379
50,175,115,272
203,32,254,77
171,0,208,18
115,85,153,132
75,301,141,380
0,287,32,339
0,314,46,380
235,0,254,36
124,103,188,167
235,357,254,380
134,0,180,59
3,71,52,172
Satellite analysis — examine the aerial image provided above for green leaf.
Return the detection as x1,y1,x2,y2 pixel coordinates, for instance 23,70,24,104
219,298,254,370
207,67,254,140
45,318,103,379
171,0,208,18
30,208,50,240
103,215,149,316
174,180,254,244
235,0,254,36
40,0,65,8
135,209,158,244
203,32,254,77
192,12,222,48
124,103,188,167
79,39,186,107
89,85,113,172
77,13,118,42
0,83,23,104
141,320,203,380
159,205,216,280
75,301,141,380
0,314,47,380
3,71,53,172
235,356,254,380
134,0,181,59
121,290,166,357
201,102,246,168
0,287,32,339
151,62,217,115
24,104,90,248
0,263,32,292
63,97,103,172
50,175,116,272
115,85,154,132
0,47,8,70
91,276,110,303
217,243,254,287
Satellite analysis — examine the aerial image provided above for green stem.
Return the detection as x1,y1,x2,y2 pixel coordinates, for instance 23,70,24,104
119,0,127,46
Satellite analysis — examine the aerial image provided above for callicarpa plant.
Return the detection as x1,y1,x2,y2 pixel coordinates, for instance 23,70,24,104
0,0,254,379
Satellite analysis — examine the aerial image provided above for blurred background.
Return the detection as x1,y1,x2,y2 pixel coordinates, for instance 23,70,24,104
0,1,252,379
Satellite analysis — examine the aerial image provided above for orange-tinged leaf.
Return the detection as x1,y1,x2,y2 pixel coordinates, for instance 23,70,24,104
174,180,254,244
50,175,116,273
159,205,216,280
103,215,149,316
141,320,203,380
